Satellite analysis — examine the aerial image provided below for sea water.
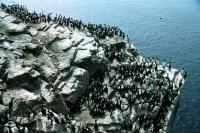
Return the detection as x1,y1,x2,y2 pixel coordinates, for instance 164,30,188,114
2,0,200,132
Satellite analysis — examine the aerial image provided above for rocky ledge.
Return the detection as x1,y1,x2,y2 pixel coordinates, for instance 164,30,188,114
0,4,186,133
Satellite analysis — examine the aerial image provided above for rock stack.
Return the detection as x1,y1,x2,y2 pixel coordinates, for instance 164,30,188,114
0,4,186,133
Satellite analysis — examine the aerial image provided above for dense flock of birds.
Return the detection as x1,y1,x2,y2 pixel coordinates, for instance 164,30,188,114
81,43,186,132
0,3,186,133
0,3,126,39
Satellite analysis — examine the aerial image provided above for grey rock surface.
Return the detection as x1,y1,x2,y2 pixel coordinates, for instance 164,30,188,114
0,8,186,133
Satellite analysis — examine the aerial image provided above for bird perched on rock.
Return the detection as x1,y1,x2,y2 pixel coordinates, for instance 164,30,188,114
94,120,99,132
8,98,14,110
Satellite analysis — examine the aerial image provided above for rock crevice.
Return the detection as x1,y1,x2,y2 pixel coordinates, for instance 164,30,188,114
0,4,186,133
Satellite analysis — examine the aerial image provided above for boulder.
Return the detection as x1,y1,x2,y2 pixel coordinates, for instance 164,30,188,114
57,47,77,71
8,89,41,117
5,22,27,34
100,38,126,49
28,28,38,36
41,65,57,82
0,14,27,34
21,43,43,54
45,34,59,46
7,65,31,83
6,64,40,85
74,48,106,74
114,41,127,48
74,49,91,64
50,38,73,52
40,81,69,115
47,93,69,116
61,67,89,106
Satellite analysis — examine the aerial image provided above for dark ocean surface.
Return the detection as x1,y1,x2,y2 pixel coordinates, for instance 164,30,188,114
2,0,200,132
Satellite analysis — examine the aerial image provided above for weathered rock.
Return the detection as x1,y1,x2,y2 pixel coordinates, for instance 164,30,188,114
0,12,27,34
8,34,32,43
74,39,107,74
41,65,57,82
0,104,8,117
7,65,31,82
21,43,43,54
15,117,35,126
30,116,69,133
40,80,69,115
0,34,7,41
5,22,27,34
6,64,40,85
61,67,89,106
8,42,42,55
0,55,7,78
74,49,91,64
12,50,24,58
50,38,73,52
0,79,6,91
57,47,77,71
0,41,16,50
100,38,126,48
47,93,69,116
0,7,186,133
1,15,17,23
43,92,68,115
2,92,13,106
0,10,9,19
45,34,59,45
74,48,106,74
8,89,41,117
28,27,38,36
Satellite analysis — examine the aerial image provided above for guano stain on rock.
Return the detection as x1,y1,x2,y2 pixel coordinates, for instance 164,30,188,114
0,4,186,133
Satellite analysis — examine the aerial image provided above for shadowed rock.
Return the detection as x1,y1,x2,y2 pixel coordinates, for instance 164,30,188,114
6,64,40,86
0,6,186,133
9,89,41,117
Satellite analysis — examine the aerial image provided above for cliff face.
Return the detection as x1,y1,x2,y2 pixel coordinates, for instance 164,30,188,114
0,6,185,133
